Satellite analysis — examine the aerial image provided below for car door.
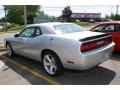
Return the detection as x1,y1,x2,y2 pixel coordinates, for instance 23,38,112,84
101,24,120,50
92,24,115,38
13,27,36,57
113,24,120,50
92,24,120,50
29,27,43,60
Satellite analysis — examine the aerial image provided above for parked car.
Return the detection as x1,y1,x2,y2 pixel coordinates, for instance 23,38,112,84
90,21,120,51
4,22,114,76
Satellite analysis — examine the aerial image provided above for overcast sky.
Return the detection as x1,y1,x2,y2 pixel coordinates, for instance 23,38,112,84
0,0,120,18
42,5,119,17
0,0,120,5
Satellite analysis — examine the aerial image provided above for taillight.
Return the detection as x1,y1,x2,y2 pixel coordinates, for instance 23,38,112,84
80,37,112,52
81,42,96,51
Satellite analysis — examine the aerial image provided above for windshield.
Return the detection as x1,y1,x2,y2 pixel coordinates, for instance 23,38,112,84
54,24,86,34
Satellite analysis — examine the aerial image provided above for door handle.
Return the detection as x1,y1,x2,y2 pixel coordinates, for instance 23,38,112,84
27,40,30,42
18,37,23,40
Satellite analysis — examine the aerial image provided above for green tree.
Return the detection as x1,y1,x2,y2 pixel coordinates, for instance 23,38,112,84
114,14,120,20
3,5,43,24
110,13,115,20
105,13,120,21
62,6,72,22
0,17,6,22
105,14,110,19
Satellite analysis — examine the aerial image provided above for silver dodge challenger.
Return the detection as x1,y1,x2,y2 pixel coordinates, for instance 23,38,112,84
4,22,115,76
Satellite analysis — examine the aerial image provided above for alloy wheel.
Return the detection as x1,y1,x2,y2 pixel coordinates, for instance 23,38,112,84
6,44,12,56
43,54,57,75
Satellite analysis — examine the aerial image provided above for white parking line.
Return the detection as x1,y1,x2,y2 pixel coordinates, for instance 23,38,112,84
0,60,4,69
1,55,61,85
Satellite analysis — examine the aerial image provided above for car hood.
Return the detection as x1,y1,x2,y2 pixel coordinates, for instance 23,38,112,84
55,31,105,40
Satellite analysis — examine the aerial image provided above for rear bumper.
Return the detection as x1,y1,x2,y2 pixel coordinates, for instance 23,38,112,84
67,42,115,70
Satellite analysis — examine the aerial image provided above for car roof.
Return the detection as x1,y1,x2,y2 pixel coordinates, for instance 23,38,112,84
97,21,120,25
26,22,72,28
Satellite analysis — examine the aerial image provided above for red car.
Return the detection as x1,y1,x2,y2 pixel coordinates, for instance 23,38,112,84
90,21,120,51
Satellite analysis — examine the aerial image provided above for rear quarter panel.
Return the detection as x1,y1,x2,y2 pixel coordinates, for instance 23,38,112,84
49,36,82,67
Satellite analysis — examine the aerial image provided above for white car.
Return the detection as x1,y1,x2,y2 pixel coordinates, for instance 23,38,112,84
4,22,115,76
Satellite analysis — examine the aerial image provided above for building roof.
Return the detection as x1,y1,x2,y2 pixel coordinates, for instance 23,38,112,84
72,13,101,15
71,13,101,19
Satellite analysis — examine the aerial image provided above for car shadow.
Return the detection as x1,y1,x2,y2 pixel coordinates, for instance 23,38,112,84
0,53,116,85
55,66,116,85
111,51,120,61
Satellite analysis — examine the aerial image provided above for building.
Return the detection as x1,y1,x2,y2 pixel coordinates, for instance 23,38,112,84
71,13,101,22
0,22,6,29
33,16,53,24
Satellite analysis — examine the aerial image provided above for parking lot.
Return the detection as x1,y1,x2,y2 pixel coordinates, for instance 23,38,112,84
0,30,120,85
0,32,17,45
0,50,120,85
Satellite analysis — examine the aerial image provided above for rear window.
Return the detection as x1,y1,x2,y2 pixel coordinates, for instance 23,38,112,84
54,24,86,34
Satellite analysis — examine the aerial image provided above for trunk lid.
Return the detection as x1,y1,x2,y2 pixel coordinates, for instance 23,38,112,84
57,31,111,41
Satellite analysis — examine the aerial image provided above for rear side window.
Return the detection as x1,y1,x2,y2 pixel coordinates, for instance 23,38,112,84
54,24,86,34
115,24,120,31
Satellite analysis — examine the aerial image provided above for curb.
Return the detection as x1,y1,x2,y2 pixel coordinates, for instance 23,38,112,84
0,31,19,34
0,45,5,52
0,49,6,52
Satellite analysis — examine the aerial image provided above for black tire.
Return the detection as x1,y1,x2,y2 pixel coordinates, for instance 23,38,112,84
42,51,63,76
6,43,14,57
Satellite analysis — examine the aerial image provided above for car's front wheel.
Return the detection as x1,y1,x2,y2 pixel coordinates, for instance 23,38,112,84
6,43,14,57
42,51,63,76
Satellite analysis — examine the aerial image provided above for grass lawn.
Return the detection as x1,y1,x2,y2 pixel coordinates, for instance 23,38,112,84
0,44,5,52
0,25,25,32
74,22,92,26
0,45,5,52
0,45,5,49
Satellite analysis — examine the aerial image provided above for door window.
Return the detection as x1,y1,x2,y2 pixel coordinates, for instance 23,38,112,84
93,25,106,31
19,27,35,37
104,25,114,31
34,27,42,36
93,24,115,32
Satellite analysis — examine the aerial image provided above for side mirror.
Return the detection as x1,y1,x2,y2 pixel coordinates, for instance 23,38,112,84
14,34,19,37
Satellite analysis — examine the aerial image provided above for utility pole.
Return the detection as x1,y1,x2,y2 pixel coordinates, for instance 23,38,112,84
4,6,7,31
24,5,27,25
116,5,119,15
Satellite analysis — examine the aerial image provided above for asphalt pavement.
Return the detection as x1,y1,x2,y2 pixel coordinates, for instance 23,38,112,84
0,31,18,45
0,51,120,85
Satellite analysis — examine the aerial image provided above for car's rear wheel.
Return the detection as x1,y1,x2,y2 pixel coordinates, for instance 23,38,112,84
6,43,14,57
42,51,63,76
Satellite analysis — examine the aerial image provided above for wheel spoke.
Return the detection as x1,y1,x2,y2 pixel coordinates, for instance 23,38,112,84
45,55,52,63
52,64,57,71
7,44,11,56
44,61,51,66
49,65,55,74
